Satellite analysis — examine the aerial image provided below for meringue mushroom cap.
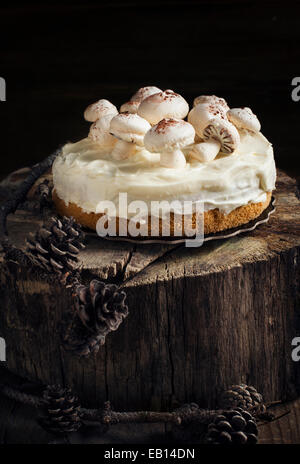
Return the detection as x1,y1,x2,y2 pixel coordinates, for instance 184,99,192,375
84,99,118,122
193,95,229,112
203,118,240,154
188,103,227,138
138,90,189,125
110,112,151,146
120,87,162,115
144,118,195,153
120,101,140,114
227,107,261,132
88,113,117,147
130,86,162,103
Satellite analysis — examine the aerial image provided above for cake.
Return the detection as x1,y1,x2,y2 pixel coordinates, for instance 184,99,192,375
52,88,276,239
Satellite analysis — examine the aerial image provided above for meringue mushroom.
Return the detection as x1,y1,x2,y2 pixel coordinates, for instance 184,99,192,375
109,112,151,160
131,85,162,103
203,118,240,154
188,103,227,138
193,95,229,112
84,99,118,122
120,100,140,114
189,140,221,163
120,86,161,114
138,90,189,125
227,107,261,132
144,118,195,169
88,113,117,150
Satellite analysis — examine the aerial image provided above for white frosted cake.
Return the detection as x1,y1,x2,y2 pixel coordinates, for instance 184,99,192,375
52,87,276,237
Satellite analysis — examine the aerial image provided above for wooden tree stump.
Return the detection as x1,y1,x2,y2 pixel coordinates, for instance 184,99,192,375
0,169,299,411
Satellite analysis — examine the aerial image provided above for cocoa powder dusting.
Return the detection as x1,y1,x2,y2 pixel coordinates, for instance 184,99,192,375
154,118,182,134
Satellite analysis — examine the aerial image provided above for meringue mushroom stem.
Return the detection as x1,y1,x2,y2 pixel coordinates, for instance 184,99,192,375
190,140,221,163
111,139,137,160
160,149,186,169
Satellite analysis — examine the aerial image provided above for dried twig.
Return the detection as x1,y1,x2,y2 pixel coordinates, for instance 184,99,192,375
258,409,291,426
0,383,259,443
0,150,59,239
37,179,53,212
0,383,220,427
0,383,44,408
80,401,217,426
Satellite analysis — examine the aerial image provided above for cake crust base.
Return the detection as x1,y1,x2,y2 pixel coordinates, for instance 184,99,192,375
52,190,272,236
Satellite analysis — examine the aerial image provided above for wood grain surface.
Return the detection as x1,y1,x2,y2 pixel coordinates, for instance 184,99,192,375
0,168,299,414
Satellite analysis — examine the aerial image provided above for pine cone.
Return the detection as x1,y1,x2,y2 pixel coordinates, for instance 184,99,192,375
41,385,82,434
64,279,129,357
74,279,129,336
64,332,107,357
219,384,265,414
205,408,258,445
26,216,85,277
2,239,34,267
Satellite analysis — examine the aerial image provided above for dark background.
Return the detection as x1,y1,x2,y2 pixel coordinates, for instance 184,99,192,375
1,0,300,177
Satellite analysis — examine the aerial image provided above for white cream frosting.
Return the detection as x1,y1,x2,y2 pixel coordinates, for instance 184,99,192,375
52,129,276,218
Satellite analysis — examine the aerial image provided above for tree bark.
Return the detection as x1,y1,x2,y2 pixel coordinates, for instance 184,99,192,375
0,169,299,411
